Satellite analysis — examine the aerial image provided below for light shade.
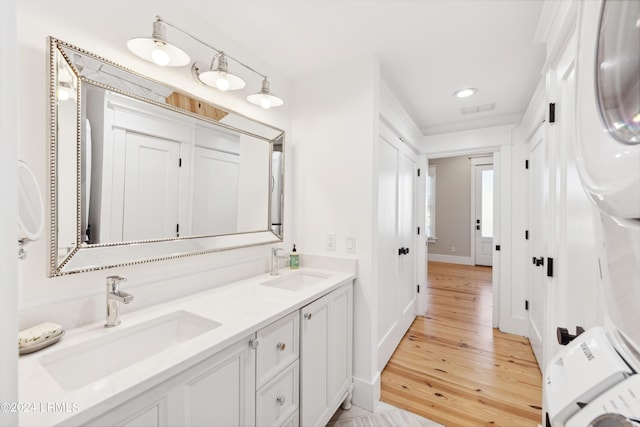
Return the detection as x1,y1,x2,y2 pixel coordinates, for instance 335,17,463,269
127,20,190,67
196,54,246,91
247,78,284,109
453,88,478,98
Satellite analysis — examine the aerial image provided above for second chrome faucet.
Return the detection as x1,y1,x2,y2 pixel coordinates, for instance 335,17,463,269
271,248,289,276
105,275,133,327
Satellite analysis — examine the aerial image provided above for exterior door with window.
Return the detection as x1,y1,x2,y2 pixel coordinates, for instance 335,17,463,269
474,164,493,266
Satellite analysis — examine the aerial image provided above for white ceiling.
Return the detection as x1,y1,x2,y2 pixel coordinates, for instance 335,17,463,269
182,0,546,135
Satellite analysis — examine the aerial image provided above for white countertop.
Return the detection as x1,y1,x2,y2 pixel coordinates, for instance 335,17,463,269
18,266,355,426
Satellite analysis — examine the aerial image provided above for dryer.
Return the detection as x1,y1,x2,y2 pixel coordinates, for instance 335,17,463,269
545,0,640,426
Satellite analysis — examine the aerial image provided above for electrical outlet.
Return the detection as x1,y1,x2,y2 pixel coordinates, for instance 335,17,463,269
326,234,336,251
451,246,456,253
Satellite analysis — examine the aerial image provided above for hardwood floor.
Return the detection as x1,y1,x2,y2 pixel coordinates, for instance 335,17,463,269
380,262,543,427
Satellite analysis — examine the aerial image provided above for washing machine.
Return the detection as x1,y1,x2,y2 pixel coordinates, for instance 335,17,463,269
544,0,640,426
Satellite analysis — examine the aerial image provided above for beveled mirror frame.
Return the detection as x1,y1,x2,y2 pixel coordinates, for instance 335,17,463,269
48,37,284,276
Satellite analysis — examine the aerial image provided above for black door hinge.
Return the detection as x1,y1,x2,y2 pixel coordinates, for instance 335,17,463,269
176,223,180,237
547,257,554,277
525,230,529,240
525,159,529,169
525,300,529,311
549,103,556,123
417,168,421,177
179,158,182,167
417,285,420,293
417,226,420,235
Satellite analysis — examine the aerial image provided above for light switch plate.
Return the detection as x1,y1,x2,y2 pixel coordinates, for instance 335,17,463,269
345,236,356,253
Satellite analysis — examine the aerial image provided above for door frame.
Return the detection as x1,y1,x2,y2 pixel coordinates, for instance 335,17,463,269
470,156,494,266
427,150,501,328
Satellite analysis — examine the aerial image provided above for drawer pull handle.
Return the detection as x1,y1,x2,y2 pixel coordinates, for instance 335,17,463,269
304,313,312,320
276,396,286,406
277,342,286,351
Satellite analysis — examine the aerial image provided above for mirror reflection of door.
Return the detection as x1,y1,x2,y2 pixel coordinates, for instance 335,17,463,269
192,147,239,236
122,132,181,241
474,164,493,266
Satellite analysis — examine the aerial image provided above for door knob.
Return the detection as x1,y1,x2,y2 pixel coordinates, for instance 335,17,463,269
556,326,585,345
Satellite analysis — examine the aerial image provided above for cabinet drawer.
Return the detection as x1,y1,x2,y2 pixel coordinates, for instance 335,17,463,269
256,311,299,388
256,360,299,427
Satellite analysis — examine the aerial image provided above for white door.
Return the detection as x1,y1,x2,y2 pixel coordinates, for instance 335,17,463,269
474,164,494,266
528,125,548,370
397,151,418,337
376,124,417,372
122,132,180,241
192,146,239,236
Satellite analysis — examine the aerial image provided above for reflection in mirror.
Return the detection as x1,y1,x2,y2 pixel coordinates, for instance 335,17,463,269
48,38,284,276
17,161,44,241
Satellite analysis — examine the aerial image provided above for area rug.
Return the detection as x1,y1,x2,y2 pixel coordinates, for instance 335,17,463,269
326,403,443,427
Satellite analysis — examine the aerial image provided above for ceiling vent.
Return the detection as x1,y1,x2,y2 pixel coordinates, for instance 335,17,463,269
461,103,496,115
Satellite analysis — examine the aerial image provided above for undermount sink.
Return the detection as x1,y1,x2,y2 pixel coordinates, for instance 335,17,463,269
261,270,332,291
40,310,221,391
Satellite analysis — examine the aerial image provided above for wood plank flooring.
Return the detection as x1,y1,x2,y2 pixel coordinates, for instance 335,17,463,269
380,262,543,427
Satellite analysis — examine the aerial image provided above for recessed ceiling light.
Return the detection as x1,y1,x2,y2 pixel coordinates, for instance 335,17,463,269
453,88,478,98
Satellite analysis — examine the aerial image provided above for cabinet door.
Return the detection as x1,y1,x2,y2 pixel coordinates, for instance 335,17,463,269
300,284,353,427
178,336,256,427
84,390,172,427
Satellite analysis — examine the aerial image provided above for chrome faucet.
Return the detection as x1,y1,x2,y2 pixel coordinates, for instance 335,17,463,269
271,248,289,276
105,275,133,327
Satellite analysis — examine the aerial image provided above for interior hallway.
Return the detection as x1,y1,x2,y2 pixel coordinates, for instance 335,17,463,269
380,262,543,427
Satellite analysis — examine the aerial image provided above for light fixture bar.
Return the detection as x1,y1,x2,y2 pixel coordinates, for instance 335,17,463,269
133,16,283,107
158,16,268,80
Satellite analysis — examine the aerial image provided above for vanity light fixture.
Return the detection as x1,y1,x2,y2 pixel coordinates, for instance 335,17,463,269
127,18,191,67
453,88,478,98
128,15,284,108
193,53,246,91
247,78,284,109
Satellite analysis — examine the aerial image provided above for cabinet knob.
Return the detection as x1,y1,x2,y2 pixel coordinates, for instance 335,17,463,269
276,396,286,406
249,338,259,349
304,313,312,320
277,342,286,351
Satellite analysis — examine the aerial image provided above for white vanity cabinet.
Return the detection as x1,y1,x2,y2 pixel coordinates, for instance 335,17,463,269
300,283,353,427
84,335,256,427
49,277,354,427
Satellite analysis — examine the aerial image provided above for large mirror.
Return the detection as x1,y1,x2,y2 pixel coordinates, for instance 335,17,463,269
49,38,284,276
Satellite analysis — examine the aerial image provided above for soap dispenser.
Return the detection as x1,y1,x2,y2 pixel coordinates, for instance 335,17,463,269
290,244,299,269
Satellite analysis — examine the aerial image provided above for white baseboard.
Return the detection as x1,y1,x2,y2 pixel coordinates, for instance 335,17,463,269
351,372,380,412
427,253,473,265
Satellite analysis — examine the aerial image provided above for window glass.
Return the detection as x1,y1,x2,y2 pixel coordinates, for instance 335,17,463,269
481,169,493,238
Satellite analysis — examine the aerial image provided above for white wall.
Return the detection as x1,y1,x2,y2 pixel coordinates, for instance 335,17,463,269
17,1,294,331
423,123,515,158
0,0,18,425
292,55,380,409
